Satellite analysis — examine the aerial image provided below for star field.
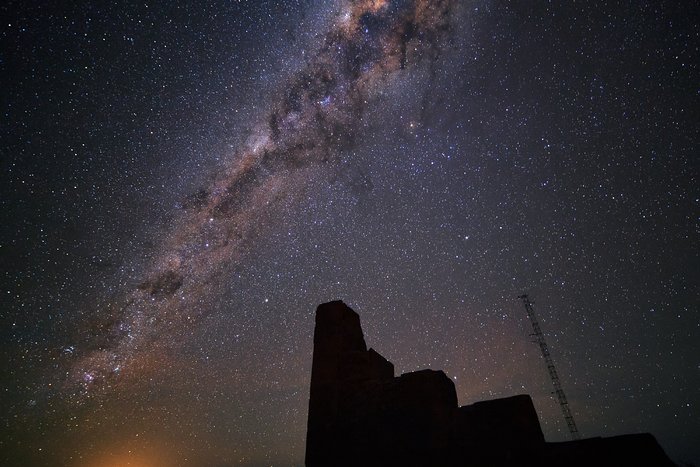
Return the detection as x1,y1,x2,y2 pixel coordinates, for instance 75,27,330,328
1,1,698,466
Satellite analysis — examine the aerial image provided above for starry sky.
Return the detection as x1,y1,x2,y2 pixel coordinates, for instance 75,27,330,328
1,0,698,466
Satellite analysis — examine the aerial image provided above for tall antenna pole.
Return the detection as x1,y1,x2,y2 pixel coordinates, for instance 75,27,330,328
519,294,580,440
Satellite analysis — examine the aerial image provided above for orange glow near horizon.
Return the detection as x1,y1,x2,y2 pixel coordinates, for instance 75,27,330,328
82,444,177,467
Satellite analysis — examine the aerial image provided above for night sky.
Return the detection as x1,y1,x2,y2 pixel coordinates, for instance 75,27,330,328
1,0,698,466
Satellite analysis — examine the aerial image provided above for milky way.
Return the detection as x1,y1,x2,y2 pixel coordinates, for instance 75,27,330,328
63,0,457,399
5,0,697,464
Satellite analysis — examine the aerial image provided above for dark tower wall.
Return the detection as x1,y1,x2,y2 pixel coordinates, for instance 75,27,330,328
305,301,394,466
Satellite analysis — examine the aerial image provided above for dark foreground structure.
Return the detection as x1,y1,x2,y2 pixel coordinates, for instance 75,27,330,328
305,301,675,466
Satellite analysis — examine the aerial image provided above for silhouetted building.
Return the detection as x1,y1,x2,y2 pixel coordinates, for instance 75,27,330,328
305,300,675,466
